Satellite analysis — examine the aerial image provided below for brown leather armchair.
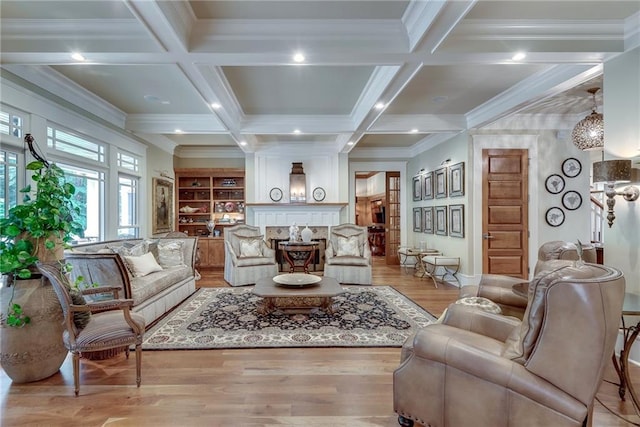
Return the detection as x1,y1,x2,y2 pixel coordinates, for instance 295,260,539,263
460,241,597,318
394,262,624,427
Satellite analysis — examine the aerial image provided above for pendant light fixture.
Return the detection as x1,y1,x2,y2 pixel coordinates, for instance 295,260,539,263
571,88,604,151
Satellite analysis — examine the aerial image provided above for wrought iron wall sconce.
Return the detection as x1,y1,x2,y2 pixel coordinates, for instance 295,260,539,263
593,159,639,227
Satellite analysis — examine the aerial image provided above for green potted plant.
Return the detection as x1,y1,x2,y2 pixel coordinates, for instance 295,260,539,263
0,134,84,383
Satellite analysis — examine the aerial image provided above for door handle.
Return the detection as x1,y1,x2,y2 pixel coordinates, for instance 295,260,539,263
482,233,494,240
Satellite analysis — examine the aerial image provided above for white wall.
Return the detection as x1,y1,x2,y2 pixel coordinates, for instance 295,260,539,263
407,132,470,278
602,47,640,296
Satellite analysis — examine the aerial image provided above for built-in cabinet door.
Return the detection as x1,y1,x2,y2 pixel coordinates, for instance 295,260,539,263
197,238,225,268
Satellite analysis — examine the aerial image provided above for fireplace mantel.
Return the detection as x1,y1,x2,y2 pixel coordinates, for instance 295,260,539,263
246,203,347,234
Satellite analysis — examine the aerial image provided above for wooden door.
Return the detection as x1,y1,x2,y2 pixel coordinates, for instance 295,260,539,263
385,172,401,265
482,149,529,278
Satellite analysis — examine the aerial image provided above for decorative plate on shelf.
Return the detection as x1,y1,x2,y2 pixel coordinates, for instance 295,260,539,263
273,273,321,287
224,201,236,212
269,187,283,202
312,187,326,202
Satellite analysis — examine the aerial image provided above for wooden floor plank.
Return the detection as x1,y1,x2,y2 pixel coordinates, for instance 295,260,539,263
1,257,639,426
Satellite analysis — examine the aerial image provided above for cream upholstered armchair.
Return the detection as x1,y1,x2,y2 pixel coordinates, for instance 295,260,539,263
37,262,145,396
223,224,278,286
324,223,372,285
394,262,625,427
460,240,597,318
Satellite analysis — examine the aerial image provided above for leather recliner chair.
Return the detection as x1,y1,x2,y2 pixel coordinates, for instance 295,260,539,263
459,241,597,318
393,262,624,427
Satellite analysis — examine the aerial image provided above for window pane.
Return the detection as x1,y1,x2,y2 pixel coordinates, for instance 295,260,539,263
0,149,19,218
118,175,138,238
47,126,105,163
117,152,140,172
58,163,104,241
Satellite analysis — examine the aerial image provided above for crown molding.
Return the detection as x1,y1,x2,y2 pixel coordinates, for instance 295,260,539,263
125,114,226,134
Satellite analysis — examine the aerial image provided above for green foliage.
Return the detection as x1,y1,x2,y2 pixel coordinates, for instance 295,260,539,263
1,160,84,327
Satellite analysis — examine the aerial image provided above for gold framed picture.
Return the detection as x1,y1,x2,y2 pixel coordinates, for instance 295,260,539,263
152,178,174,234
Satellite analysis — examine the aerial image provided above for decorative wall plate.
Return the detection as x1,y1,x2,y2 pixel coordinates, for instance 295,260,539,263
562,158,582,178
224,201,236,212
312,187,326,202
269,187,283,202
562,190,583,210
545,174,565,194
273,273,321,287
545,207,565,227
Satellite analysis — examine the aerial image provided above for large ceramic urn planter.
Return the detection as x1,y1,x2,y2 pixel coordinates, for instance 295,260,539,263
0,274,67,383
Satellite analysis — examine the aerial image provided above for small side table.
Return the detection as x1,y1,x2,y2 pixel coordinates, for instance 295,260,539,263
613,292,640,416
278,241,320,274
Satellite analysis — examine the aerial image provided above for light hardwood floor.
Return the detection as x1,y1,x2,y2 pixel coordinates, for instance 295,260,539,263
1,257,639,426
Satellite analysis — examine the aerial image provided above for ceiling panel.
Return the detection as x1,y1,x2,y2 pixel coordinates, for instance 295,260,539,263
465,1,640,20
190,0,409,20
386,64,549,115
50,65,210,114
255,134,338,144
0,0,134,19
222,66,375,115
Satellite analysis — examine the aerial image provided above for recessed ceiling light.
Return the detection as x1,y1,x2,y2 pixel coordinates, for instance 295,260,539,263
410,129,419,134
374,102,386,110
293,129,301,134
71,52,86,62
512,52,526,61
293,52,305,63
174,129,183,134
347,141,354,145
239,141,247,146
211,103,221,109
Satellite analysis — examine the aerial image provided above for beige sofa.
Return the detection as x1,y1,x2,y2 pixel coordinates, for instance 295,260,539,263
65,237,198,326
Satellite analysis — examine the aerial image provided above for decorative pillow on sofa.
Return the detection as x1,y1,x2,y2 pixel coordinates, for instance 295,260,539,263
108,241,148,258
157,241,186,268
239,238,263,258
123,252,163,278
335,235,360,257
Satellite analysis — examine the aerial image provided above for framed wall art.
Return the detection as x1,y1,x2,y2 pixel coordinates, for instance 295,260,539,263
422,171,434,200
545,207,565,227
412,175,422,201
422,206,434,234
545,174,565,194
152,178,174,234
435,205,448,235
435,167,447,198
413,207,423,232
449,204,464,238
561,158,582,178
562,190,582,210
448,162,465,197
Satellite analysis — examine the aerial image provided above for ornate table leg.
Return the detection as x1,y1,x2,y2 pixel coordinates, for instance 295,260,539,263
618,317,640,414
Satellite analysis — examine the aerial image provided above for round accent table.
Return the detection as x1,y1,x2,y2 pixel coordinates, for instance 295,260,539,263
278,241,320,274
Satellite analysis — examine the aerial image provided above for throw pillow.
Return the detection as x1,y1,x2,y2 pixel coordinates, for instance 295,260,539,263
123,251,163,278
69,289,91,330
108,241,148,258
157,241,185,268
239,238,263,258
335,235,360,257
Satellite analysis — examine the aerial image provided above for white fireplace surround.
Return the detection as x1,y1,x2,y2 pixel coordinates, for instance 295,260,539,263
247,203,347,235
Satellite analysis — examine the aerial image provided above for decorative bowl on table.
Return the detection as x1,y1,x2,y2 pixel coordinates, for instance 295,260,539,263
272,273,321,287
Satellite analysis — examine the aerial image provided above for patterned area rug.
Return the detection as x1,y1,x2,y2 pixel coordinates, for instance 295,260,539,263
143,286,436,349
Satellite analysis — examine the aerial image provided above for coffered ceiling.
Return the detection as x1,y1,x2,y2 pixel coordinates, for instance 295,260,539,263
1,1,639,159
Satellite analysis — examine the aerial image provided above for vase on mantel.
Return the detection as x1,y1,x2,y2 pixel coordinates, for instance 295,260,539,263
301,225,313,243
